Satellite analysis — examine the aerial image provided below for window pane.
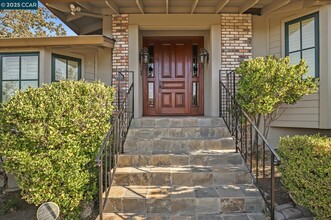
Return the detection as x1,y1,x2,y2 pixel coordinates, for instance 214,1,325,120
68,60,79,80
192,82,199,107
302,48,316,78
21,56,38,79
2,81,19,102
302,17,315,49
55,58,66,81
148,45,154,78
148,82,154,107
192,45,198,77
289,51,301,65
288,22,301,52
2,57,19,80
21,81,38,91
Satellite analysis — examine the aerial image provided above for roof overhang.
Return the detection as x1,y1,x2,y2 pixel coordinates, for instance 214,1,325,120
0,35,115,49
39,0,331,35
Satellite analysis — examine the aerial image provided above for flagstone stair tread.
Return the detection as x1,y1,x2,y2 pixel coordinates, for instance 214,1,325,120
101,118,266,219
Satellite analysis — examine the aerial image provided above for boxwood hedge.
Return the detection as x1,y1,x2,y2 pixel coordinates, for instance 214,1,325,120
0,80,114,218
278,135,331,219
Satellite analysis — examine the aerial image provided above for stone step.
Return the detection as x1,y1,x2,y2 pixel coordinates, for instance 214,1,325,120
118,151,243,167
100,213,266,220
102,117,266,219
126,127,231,140
123,138,235,153
112,165,252,186
131,117,226,128
103,185,265,215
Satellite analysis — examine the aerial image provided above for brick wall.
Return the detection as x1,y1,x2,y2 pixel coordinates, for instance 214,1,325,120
220,14,252,80
111,14,129,108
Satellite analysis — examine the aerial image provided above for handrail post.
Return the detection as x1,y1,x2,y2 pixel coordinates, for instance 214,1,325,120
132,83,135,121
233,70,236,101
219,71,222,117
98,162,103,220
255,130,259,183
271,154,276,220
117,71,121,110
235,103,238,153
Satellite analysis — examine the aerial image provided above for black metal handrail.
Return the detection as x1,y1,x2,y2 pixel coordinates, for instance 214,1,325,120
95,71,134,220
220,70,281,220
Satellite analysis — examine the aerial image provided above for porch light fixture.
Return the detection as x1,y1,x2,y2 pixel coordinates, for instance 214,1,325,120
199,48,209,64
140,47,149,65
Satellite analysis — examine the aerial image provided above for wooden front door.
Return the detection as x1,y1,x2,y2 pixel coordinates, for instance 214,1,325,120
143,37,204,116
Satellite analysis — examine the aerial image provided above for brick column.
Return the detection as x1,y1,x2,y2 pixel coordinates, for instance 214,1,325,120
111,14,129,108
220,14,252,80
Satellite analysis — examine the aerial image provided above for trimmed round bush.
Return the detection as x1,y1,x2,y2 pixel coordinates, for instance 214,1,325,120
0,80,114,218
278,135,331,220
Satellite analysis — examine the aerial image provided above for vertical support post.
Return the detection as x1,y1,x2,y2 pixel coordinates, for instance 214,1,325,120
98,163,103,220
219,71,222,117
235,114,238,153
117,71,121,110
232,70,236,100
104,142,108,194
109,131,112,186
132,83,135,120
121,114,124,154
255,132,259,183
115,115,122,155
263,142,266,179
250,124,253,172
271,154,276,220
244,119,248,163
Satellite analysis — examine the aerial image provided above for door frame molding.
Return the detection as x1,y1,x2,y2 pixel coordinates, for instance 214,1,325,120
142,36,204,116
129,23,221,118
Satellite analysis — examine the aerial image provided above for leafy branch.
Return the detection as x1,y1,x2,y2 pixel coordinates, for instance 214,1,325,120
236,56,319,138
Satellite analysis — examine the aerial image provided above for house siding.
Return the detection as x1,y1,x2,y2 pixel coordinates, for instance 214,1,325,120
252,12,320,129
84,53,96,81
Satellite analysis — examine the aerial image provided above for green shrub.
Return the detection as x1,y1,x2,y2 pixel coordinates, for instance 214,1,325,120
0,80,114,218
236,56,318,137
278,135,331,219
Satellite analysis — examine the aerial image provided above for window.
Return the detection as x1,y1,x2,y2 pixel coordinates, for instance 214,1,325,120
0,53,39,102
285,13,319,78
52,54,81,82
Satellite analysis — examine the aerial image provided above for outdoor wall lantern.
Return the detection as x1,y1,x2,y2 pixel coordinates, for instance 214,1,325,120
140,47,149,65
199,48,209,64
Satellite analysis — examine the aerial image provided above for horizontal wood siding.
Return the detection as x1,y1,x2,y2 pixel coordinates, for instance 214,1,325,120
84,53,95,82
267,15,320,128
271,92,319,128
269,19,281,58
